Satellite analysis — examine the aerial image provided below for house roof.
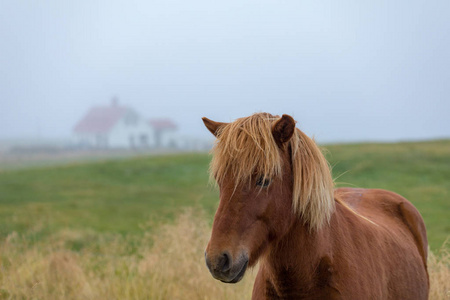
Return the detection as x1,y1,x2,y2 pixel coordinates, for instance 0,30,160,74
74,106,128,134
148,118,177,130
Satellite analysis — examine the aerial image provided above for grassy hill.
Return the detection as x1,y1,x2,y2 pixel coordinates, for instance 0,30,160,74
0,140,449,299
0,140,448,250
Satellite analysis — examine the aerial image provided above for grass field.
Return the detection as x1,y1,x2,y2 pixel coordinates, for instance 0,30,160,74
0,140,449,299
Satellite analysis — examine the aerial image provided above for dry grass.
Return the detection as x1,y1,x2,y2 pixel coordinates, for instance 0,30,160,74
0,210,448,299
428,240,450,300
0,209,255,300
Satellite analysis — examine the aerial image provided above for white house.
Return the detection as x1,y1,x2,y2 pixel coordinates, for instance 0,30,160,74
73,100,156,149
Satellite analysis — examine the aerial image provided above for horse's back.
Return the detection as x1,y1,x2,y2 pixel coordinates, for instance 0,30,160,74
333,188,429,299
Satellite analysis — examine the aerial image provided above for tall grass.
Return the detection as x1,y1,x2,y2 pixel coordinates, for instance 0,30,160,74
428,240,450,300
0,209,255,300
0,209,448,299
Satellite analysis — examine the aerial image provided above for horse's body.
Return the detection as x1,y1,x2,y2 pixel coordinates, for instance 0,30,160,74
253,188,428,299
202,113,428,299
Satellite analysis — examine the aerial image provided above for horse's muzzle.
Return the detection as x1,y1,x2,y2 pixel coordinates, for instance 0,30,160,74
205,251,249,284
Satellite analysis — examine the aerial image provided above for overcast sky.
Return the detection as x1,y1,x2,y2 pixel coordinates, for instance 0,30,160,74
1,0,449,143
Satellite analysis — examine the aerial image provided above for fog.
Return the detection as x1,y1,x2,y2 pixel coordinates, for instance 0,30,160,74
1,0,449,144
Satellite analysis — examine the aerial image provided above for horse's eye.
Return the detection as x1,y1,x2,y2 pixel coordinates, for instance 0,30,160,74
256,176,271,187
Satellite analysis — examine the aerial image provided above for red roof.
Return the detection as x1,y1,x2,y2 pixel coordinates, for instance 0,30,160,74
74,106,128,134
148,119,177,130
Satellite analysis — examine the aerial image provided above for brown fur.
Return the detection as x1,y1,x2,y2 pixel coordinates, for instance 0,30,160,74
203,113,429,299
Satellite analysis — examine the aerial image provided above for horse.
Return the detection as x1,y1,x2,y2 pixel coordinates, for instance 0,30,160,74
202,113,429,299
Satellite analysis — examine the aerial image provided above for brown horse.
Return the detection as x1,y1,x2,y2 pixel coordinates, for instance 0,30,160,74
202,113,428,299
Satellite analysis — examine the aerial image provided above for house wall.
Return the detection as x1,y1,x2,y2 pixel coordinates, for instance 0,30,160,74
108,111,155,148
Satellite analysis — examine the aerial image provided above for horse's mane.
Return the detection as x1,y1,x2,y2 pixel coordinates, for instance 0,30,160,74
210,113,335,231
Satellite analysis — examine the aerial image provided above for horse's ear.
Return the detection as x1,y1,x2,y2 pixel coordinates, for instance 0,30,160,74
202,117,227,137
272,114,296,147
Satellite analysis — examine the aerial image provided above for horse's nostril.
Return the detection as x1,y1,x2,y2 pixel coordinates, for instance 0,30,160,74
205,251,233,274
220,251,231,272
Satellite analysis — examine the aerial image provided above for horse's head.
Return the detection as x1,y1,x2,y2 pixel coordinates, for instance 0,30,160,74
202,114,300,283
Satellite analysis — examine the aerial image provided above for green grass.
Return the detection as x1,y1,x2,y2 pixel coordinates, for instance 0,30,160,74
0,140,448,250
0,154,217,239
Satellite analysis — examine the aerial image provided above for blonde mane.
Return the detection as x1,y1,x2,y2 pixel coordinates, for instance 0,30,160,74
210,113,335,230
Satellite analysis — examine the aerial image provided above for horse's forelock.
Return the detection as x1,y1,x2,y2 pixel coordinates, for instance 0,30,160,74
210,113,282,186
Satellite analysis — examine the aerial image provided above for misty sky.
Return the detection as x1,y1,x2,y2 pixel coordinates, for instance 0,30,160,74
1,0,449,143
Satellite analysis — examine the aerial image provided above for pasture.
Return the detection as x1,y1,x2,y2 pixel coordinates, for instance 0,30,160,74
0,140,449,299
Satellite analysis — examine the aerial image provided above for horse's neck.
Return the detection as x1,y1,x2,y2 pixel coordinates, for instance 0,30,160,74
262,219,333,297
268,219,329,268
